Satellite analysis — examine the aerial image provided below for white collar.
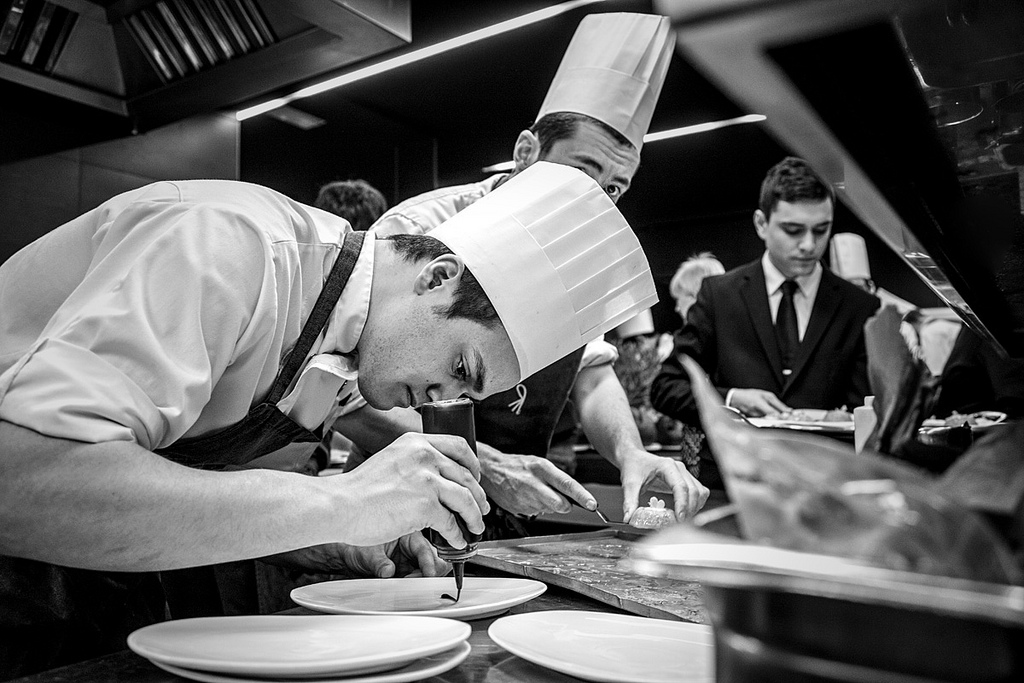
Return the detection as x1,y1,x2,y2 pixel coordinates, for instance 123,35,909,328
761,251,822,296
321,230,375,356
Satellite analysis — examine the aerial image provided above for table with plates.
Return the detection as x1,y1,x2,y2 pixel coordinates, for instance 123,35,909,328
9,574,715,683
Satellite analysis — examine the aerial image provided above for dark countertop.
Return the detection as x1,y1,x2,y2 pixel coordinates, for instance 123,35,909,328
9,581,642,683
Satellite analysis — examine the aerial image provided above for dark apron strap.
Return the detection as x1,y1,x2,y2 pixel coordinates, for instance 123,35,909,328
268,230,367,404
156,231,366,470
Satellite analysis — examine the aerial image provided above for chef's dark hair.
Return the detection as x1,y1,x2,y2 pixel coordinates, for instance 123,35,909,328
314,179,387,231
758,156,835,220
385,234,501,327
531,112,633,156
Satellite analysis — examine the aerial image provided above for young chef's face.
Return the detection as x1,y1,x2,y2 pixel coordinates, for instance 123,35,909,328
355,258,520,410
754,198,834,279
538,119,640,204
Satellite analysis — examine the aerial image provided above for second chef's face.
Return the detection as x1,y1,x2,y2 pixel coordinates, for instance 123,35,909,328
755,198,834,279
539,119,640,204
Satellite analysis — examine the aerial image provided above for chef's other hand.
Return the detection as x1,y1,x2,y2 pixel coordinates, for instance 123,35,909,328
478,444,596,517
330,432,488,549
729,388,790,417
618,449,709,523
262,534,448,578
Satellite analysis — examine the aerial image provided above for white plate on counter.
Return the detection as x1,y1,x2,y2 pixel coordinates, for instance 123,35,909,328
488,610,714,683
127,614,469,677
146,641,472,683
748,409,854,433
921,411,1007,430
291,576,546,621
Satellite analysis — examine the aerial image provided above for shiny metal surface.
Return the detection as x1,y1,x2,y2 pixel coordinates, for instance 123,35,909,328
630,523,1024,627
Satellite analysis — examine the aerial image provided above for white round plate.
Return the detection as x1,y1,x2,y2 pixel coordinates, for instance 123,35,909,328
147,641,472,683
291,576,546,621
488,610,714,683
921,411,1007,431
127,614,469,677
749,409,854,433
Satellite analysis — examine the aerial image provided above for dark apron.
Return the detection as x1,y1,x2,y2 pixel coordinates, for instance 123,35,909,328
473,347,585,539
0,232,364,681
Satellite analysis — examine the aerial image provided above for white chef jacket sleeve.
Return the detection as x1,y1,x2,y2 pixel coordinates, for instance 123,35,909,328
0,201,268,450
579,339,618,371
370,211,428,237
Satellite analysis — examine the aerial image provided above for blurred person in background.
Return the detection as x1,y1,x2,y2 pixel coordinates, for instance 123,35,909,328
669,252,725,324
314,179,388,232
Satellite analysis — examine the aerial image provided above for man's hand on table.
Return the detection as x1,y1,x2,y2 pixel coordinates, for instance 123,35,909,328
729,388,791,417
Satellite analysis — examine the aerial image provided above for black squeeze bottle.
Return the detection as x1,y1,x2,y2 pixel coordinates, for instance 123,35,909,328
420,397,483,601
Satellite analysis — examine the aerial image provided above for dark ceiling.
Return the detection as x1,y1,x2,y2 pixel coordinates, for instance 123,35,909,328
238,0,788,223
236,0,947,323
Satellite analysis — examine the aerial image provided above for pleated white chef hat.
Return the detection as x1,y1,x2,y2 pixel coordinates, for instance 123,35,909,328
536,12,674,150
830,232,872,281
613,309,655,339
430,161,657,381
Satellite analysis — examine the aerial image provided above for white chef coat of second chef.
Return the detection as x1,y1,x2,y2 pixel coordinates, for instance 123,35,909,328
0,180,371,450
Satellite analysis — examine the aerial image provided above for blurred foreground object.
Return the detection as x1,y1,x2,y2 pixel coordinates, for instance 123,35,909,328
936,420,1024,568
629,355,1024,683
676,354,1020,584
864,306,941,456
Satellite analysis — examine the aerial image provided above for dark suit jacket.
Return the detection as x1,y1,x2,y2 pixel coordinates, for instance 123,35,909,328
651,259,880,426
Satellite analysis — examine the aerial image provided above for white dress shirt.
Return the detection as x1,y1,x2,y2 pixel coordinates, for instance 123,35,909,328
761,251,823,342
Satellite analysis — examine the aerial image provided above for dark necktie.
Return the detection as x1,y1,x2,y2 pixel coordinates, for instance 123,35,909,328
776,279,800,375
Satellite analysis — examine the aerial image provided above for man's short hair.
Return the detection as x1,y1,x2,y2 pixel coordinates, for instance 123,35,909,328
314,179,388,232
530,111,634,157
670,252,725,303
758,157,835,219
385,234,501,328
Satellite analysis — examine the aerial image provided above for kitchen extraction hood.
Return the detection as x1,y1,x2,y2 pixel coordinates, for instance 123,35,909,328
0,0,410,159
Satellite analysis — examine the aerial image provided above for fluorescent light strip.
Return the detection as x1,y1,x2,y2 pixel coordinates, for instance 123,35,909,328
642,113,766,142
481,114,767,172
236,0,605,121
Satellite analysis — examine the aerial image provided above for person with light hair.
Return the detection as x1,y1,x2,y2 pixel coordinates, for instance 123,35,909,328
670,252,726,323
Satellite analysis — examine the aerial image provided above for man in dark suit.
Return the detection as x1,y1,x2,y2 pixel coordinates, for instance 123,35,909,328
651,157,880,426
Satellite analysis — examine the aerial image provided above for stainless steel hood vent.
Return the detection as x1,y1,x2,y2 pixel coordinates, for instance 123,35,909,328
120,0,277,83
0,0,410,160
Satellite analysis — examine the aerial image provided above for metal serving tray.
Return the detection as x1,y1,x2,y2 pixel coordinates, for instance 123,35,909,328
469,528,708,623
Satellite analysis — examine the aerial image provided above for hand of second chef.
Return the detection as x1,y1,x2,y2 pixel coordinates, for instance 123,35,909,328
325,432,489,549
618,448,709,523
478,443,597,517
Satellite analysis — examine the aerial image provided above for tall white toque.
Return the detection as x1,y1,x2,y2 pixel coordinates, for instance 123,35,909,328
830,232,872,281
536,12,674,150
613,308,655,339
429,161,658,381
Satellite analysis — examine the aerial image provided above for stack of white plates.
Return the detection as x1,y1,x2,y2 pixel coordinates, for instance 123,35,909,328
127,614,471,683
488,610,715,683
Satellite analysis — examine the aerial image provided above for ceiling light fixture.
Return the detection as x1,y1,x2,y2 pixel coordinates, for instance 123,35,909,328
481,113,767,172
642,113,767,142
236,0,606,121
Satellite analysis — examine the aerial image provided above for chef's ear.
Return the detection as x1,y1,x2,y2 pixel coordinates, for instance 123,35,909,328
511,130,542,173
414,254,465,294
